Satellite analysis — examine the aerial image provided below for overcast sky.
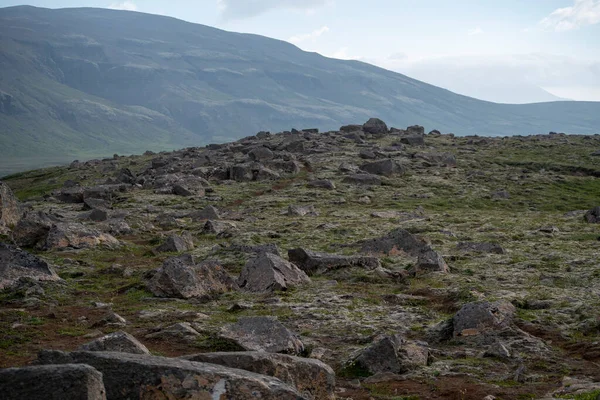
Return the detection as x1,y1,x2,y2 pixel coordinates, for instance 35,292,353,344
1,0,600,103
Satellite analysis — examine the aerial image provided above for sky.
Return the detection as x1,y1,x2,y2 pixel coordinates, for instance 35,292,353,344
1,0,600,103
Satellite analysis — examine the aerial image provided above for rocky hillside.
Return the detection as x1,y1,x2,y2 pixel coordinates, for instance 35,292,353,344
2,6,600,176
1,120,600,399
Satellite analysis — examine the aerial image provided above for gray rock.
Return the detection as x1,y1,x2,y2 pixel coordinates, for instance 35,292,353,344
220,316,304,355
228,243,281,256
88,208,108,222
453,300,516,338
359,159,403,177
0,181,20,234
181,352,335,400
249,146,275,162
12,211,56,247
155,233,194,253
147,255,236,299
287,204,318,216
359,149,377,159
584,206,600,223
288,248,380,275
202,220,237,235
360,228,428,256
406,125,425,135
457,242,505,254
0,363,106,400
188,205,220,221
45,222,119,250
37,350,304,400
79,331,150,354
145,322,201,342
411,248,449,275
237,252,310,292
56,186,85,203
0,243,60,290
362,118,388,135
400,136,425,146
414,152,456,167
350,334,428,376
307,179,336,190
340,124,363,133
342,174,382,186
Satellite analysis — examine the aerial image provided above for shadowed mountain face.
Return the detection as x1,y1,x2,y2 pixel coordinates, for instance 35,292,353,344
1,6,599,176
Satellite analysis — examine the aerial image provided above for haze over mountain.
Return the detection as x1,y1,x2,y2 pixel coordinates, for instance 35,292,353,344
1,5,600,176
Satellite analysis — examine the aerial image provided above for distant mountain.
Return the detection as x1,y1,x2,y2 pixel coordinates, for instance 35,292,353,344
1,6,599,176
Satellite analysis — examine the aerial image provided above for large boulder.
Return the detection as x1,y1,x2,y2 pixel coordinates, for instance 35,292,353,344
288,248,380,275
0,243,60,290
362,118,388,135
147,254,236,299
12,211,58,247
349,334,428,376
188,205,220,221
411,248,449,275
37,350,304,400
154,233,194,253
359,159,404,177
584,206,600,223
360,228,428,256
0,181,20,234
452,300,515,338
79,331,150,355
45,222,119,250
237,252,310,292
220,316,304,355
0,364,106,400
182,352,335,400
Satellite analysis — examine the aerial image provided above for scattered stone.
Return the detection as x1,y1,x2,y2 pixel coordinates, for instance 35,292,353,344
288,248,380,275
11,211,56,247
237,252,310,292
220,316,304,355
411,248,449,275
287,204,318,216
453,300,515,338
79,331,150,354
88,208,108,222
400,136,425,146
0,243,60,290
0,364,106,400
202,220,237,235
249,146,274,162
457,242,505,254
138,309,209,322
155,233,194,253
359,159,403,177
147,254,236,299
188,205,220,221
359,149,377,159
307,179,336,190
45,222,119,250
414,152,456,167
362,118,388,135
360,228,428,256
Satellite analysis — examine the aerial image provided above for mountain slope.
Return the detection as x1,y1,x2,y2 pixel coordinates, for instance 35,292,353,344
1,5,599,175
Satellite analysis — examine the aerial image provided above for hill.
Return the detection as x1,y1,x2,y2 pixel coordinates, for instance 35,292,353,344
1,5,599,176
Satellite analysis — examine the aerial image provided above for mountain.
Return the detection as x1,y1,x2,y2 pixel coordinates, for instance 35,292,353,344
1,6,600,176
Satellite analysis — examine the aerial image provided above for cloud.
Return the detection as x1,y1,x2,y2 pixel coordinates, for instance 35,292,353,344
540,0,600,31
289,26,329,44
108,1,137,11
218,0,329,20
388,52,408,61
468,27,484,36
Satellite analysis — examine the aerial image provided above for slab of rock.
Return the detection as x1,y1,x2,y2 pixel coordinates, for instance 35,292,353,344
181,352,335,400
359,159,403,177
147,255,236,299
287,204,318,216
155,233,194,253
453,300,515,338
237,252,310,292
0,363,106,400
220,316,304,355
342,174,382,186
37,350,304,400
0,181,20,234
79,331,150,354
362,118,388,135
360,228,428,256
307,179,336,190
0,243,60,290
349,334,428,376
584,206,600,223
400,136,425,146
188,205,220,221
288,248,380,275
457,242,505,254
45,222,119,250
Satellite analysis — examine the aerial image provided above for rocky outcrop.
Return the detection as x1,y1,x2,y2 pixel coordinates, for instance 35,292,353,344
148,255,236,299
79,331,150,354
45,222,119,250
452,300,515,338
237,252,310,292
0,364,106,400
220,316,304,355
0,181,20,234
288,248,380,275
0,243,60,289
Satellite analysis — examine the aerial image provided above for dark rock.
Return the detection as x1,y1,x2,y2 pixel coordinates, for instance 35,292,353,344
342,174,382,186
457,242,505,254
155,233,194,253
228,243,281,256
220,316,304,355
359,159,403,177
83,198,109,211
79,331,150,354
400,136,425,146
0,363,106,400
237,252,310,292
202,220,237,235
11,211,57,247
0,181,20,233
172,184,192,196
453,300,515,338
406,125,425,135
256,131,271,139
45,222,119,250
411,249,449,275
414,152,456,167
181,352,335,400
349,334,428,376
491,189,510,199
340,124,363,133
0,243,60,289
37,350,304,399
147,254,236,299
360,228,428,256
88,208,108,222
307,179,336,190
188,205,220,221
359,149,377,159
584,206,600,223
56,186,84,203
302,128,318,134
116,168,136,184
362,118,388,135
288,248,380,275
249,147,275,162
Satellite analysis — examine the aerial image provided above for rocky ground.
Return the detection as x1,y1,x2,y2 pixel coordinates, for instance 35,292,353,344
1,119,600,399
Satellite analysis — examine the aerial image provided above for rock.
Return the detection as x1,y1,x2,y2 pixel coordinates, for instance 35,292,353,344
79,331,150,354
406,125,425,135
228,243,281,256
340,124,363,133
56,186,85,203
92,311,127,328
287,204,318,216
45,222,119,250
220,316,304,355
411,248,449,275
202,220,237,235
307,179,336,190
339,162,359,173
181,352,335,400
0,243,60,290
115,168,135,184
249,146,275,162
584,206,600,223
237,252,310,292
359,149,377,159
342,173,382,186
88,208,108,222
147,254,236,299
146,322,201,342
414,152,457,167
172,184,192,196
37,350,304,399
288,248,380,275
362,118,388,135
0,181,20,233
452,300,515,338
12,211,57,247
491,189,510,199
188,205,220,221
359,159,403,177
0,363,106,400
155,233,194,253
400,136,425,146
349,334,428,376
457,242,505,254
484,340,511,359
360,228,428,256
